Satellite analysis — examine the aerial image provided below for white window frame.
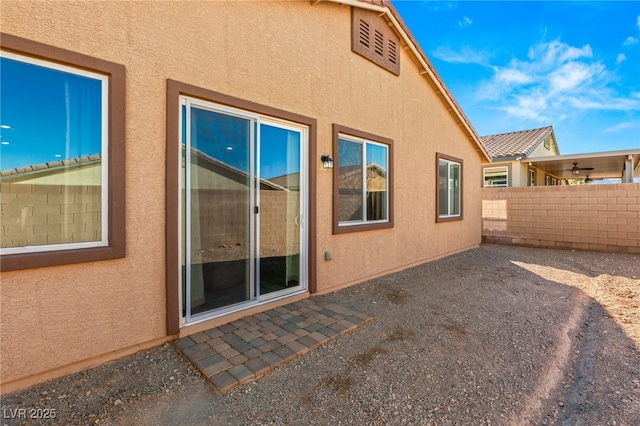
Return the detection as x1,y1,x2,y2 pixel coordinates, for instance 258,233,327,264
438,156,462,220
337,133,389,227
529,169,536,186
483,166,509,188
178,96,309,326
0,51,109,256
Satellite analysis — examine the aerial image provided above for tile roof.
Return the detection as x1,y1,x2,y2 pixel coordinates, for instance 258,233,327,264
0,154,101,178
480,126,554,159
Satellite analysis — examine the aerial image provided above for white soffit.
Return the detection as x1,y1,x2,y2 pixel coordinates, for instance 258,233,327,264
526,149,640,179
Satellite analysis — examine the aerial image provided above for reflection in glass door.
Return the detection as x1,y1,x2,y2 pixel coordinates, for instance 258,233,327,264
180,99,306,322
183,103,254,319
258,123,302,297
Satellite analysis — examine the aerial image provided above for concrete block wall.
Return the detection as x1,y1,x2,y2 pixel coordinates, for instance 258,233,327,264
192,189,299,256
0,183,102,248
260,191,300,250
481,183,640,254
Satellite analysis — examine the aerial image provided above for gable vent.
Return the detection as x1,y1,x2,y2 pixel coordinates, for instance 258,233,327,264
359,19,370,48
374,30,384,56
351,7,400,76
388,39,397,64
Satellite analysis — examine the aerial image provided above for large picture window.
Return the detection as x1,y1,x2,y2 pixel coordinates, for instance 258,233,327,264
437,153,463,222
0,34,125,271
332,124,393,234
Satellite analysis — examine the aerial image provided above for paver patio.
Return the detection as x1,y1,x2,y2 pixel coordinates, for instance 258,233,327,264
174,297,372,393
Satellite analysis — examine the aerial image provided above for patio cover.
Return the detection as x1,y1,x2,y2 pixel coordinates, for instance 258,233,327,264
526,149,640,182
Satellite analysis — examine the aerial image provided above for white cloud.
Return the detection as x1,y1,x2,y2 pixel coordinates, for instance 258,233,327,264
549,62,604,93
475,39,640,124
494,67,533,85
623,36,638,46
604,121,638,133
616,53,627,64
431,46,490,65
420,1,456,12
527,40,592,65
459,16,472,28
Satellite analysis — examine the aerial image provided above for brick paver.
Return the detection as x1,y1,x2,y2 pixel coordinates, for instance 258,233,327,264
174,297,372,393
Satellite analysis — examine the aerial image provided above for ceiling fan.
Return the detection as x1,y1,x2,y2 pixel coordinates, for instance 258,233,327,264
564,162,594,175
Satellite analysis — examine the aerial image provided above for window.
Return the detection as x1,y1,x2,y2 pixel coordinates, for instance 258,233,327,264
333,124,393,234
0,34,125,271
437,153,463,222
545,175,552,186
529,169,536,186
351,7,400,75
483,166,508,187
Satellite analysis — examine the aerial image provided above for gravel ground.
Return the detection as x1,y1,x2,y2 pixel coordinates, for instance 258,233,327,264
3,244,639,425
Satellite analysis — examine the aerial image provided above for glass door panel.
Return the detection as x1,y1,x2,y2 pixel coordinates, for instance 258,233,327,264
180,98,307,323
183,104,254,318
257,124,302,296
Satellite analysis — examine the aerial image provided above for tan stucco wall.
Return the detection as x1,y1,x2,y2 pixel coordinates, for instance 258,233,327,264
1,0,484,388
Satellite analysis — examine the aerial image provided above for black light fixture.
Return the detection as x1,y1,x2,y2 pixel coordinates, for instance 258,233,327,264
321,154,334,169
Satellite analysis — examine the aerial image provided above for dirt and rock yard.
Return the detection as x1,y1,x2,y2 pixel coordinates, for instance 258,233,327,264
3,244,639,425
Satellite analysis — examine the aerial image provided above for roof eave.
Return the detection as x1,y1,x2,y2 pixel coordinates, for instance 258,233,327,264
317,0,491,162
522,126,554,158
491,155,526,162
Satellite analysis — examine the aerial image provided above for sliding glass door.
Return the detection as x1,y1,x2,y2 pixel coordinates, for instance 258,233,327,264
180,98,307,322
258,122,302,297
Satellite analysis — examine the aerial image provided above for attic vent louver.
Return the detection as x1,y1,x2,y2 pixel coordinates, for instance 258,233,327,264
359,19,370,48
374,30,384,56
388,40,397,64
351,7,400,76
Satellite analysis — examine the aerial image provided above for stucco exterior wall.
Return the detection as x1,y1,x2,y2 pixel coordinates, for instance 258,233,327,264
529,135,558,157
1,0,484,389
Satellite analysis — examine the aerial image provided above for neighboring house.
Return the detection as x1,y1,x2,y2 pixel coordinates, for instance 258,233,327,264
480,126,562,187
480,126,640,186
0,0,490,392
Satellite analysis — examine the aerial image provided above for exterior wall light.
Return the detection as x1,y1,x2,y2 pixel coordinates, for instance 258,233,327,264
321,155,334,169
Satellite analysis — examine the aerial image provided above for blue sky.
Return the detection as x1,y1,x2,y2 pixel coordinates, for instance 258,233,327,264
393,1,640,154
0,56,102,171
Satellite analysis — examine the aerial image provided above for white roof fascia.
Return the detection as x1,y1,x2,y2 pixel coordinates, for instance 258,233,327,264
527,149,640,163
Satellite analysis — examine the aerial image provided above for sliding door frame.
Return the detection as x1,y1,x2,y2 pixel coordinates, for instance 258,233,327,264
165,79,317,334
